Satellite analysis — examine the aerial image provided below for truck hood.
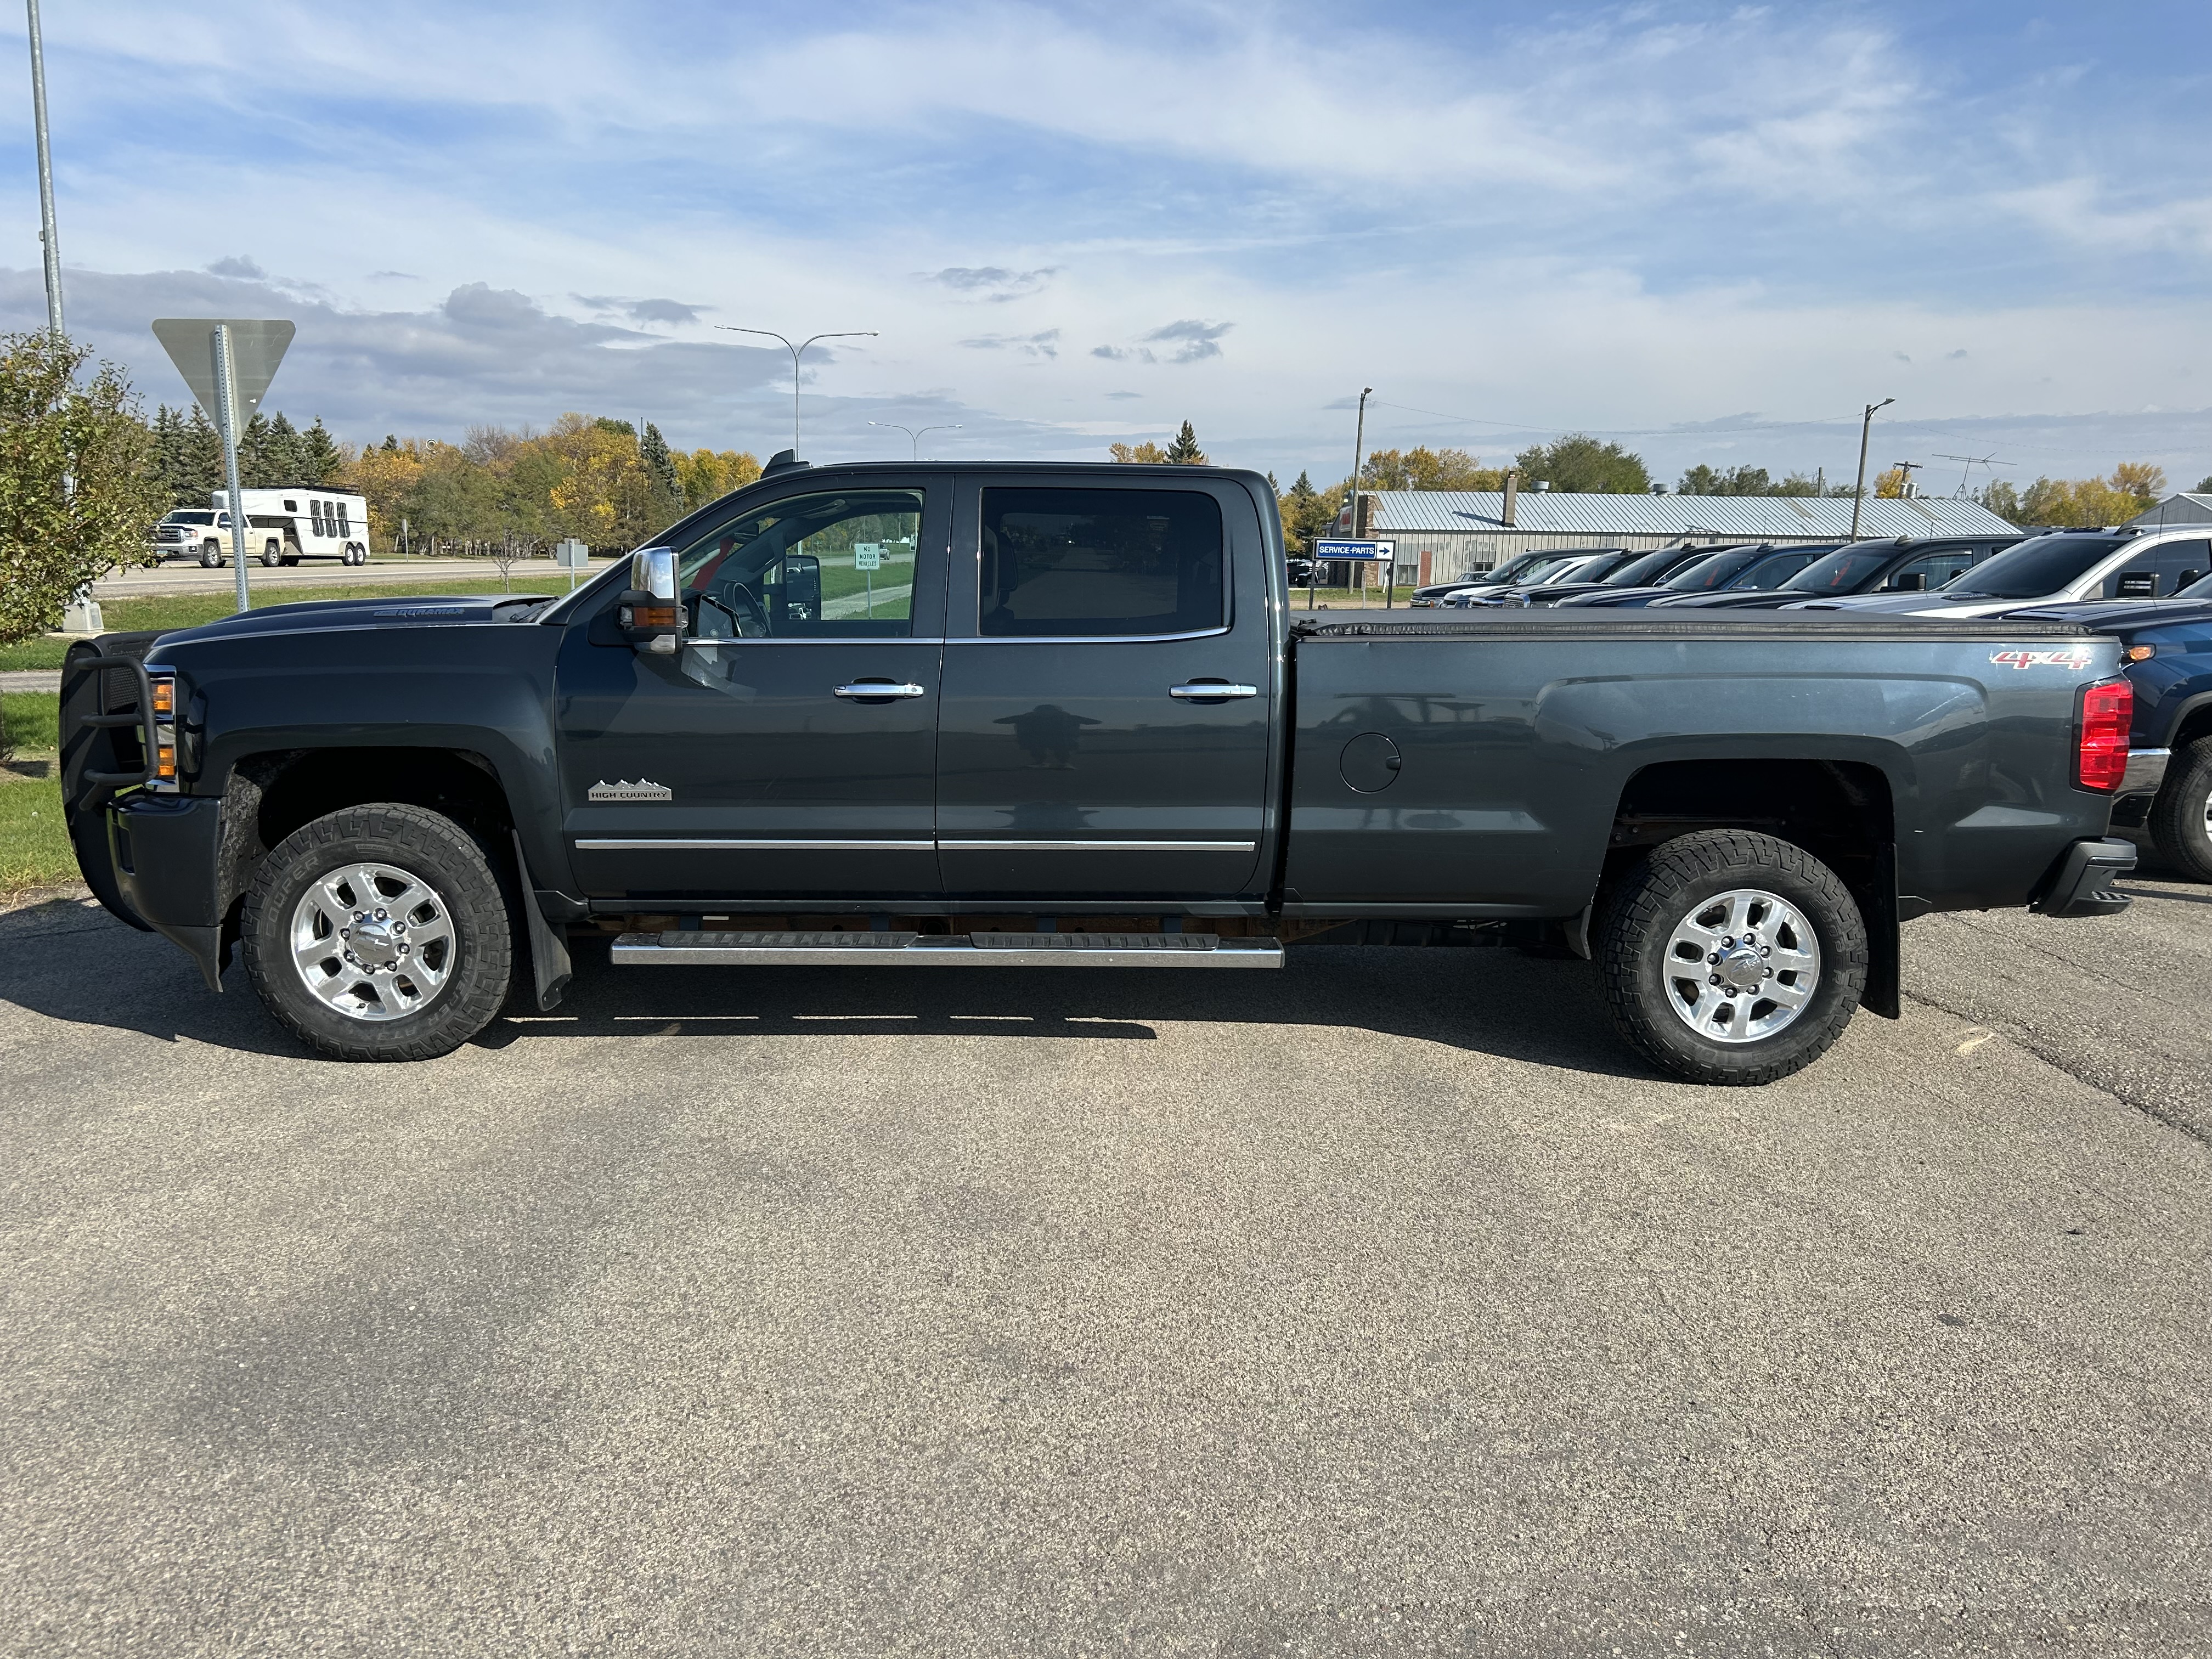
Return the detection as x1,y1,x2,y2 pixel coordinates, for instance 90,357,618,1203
1993,597,2212,635
147,592,551,652
1785,591,2019,616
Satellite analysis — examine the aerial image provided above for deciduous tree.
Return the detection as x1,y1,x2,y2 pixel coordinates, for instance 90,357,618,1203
1357,446,1502,491
0,330,167,645
1513,433,1650,494
1109,441,1170,464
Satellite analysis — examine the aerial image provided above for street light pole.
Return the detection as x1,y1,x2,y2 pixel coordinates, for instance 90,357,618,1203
1849,397,1894,541
716,326,877,456
867,420,961,460
1349,386,1374,605
25,0,62,337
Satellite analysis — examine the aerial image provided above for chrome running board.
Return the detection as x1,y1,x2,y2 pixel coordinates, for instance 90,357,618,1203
610,929,1284,969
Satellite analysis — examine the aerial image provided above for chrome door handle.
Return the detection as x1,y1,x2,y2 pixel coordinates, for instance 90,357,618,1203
833,682,927,699
1169,682,1259,699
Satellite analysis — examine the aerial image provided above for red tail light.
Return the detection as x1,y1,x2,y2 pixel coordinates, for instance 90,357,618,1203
2076,678,2131,791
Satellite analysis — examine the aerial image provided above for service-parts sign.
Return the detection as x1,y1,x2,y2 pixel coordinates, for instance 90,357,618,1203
1990,647,2096,671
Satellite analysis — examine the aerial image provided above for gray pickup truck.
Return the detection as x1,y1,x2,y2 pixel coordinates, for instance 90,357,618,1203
63,459,2136,1085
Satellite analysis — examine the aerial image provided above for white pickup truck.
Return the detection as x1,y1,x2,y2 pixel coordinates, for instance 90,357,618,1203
148,490,371,568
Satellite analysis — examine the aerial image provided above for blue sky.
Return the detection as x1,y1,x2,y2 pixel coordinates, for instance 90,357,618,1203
2,0,2208,489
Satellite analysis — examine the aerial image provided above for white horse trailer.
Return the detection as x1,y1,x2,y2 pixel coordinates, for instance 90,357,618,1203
204,488,372,566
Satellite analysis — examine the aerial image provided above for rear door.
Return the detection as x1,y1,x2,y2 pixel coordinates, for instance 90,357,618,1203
554,478,950,902
935,474,1276,900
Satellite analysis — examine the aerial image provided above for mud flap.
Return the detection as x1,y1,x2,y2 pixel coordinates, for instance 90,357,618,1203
1858,842,1900,1020
510,830,573,1012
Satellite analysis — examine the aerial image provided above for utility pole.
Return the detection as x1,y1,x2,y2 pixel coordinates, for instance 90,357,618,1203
716,327,877,456
1889,460,1924,499
25,0,62,336
1849,397,1894,540
1350,387,1372,605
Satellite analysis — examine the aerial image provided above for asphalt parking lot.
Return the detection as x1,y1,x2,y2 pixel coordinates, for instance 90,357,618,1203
2,873,2207,1657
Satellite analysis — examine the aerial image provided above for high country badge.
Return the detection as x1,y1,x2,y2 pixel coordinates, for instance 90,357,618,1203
588,778,673,802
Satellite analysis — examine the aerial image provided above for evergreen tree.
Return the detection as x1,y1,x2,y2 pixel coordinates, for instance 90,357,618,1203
1165,420,1207,465
1280,469,1331,551
301,417,343,484
640,420,680,503
238,411,273,486
260,411,304,484
382,435,399,452
182,406,223,505
150,405,197,509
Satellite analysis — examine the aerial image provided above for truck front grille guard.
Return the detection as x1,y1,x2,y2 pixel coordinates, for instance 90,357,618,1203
71,653,159,788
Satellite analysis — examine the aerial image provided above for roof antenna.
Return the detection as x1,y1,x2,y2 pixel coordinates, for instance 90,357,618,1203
1932,451,2010,497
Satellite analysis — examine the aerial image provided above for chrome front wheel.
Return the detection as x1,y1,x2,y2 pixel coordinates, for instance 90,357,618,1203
289,860,458,1021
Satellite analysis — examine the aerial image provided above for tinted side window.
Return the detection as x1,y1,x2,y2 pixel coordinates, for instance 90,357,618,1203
2104,555,2160,599
980,488,1224,637
676,488,922,639
1884,550,1977,590
2155,539,2211,594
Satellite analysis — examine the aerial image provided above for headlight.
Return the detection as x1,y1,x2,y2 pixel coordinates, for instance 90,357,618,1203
146,670,179,789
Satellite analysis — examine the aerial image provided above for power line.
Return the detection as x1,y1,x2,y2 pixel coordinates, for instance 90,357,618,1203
1369,398,1865,441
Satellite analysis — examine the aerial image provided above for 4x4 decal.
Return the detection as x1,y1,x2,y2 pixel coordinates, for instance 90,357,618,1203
1991,646,2095,671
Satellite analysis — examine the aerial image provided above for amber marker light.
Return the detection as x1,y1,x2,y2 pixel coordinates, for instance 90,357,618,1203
2124,644,2156,662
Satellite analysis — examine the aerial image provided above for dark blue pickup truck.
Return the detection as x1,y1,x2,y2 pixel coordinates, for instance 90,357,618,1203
2002,588,2212,879
62,461,2137,1086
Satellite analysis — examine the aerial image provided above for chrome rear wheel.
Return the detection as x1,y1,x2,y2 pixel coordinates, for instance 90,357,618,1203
1662,887,1821,1044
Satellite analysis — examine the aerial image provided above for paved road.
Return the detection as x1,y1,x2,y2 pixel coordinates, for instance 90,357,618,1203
1,877,2205,1656
93,557,612,599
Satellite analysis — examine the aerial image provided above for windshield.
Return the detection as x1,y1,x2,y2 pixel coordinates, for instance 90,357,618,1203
1533,555,1613,585
163,510,215,526
1944,536,2123,600
1724,548,1821,590
1781,545,1908,593
1658,548,1764,591
1599,549,1695,586
1478,552,1549,585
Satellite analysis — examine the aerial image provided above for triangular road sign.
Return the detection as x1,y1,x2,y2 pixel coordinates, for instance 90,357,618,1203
150,318,295,427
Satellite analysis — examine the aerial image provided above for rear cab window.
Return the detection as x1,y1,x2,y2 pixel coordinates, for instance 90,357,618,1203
979,487,1226,637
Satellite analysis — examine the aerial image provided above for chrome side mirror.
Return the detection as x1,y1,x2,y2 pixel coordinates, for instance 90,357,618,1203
619,546,681,654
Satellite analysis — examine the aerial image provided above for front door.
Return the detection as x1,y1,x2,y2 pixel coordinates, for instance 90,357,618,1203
935,476,1276,901
555,480,949,902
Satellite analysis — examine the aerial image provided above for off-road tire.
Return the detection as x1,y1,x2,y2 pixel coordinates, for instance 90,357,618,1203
242,804,514,1061
2148,738,2212,882
1600,829,1867,1086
